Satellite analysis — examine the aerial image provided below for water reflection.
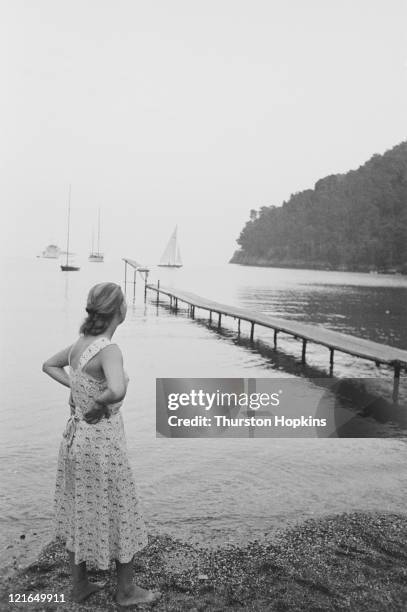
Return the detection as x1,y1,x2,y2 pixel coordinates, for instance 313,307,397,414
237,284,407,348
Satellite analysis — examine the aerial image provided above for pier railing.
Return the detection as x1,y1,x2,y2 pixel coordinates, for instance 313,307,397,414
122,258,150,302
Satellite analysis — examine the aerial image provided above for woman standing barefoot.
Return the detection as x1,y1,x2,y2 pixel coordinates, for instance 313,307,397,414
43,282,160,606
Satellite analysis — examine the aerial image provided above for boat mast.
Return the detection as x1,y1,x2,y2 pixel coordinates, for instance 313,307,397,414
97,207,101,253
66,184,71,266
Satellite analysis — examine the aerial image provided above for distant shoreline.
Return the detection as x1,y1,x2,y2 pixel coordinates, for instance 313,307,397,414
229,253,407,275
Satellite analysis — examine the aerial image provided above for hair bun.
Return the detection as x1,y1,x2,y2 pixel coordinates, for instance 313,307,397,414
80,282,124,336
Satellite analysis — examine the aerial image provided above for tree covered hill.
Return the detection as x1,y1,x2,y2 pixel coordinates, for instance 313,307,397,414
230,142,407,272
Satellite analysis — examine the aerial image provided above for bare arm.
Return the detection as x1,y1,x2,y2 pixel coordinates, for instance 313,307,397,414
42,345,72,389
95,344,128,407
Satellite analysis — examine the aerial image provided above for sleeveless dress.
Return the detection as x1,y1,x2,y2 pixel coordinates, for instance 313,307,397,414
54,336,148,569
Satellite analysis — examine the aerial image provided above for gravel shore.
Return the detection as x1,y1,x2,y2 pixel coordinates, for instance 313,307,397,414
1,512,407,611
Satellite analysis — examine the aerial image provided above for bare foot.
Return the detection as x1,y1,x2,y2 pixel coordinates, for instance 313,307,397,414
71,581,105,602
116,584,161,607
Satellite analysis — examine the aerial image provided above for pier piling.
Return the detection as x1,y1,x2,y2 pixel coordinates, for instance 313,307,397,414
393,365,401,404
302,339,307,364
329,348,335,375
144,271,149,302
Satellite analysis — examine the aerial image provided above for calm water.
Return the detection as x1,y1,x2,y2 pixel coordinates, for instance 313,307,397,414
1,257,406,569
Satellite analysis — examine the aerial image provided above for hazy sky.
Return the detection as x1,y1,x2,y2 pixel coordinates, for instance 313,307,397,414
1,0,406,265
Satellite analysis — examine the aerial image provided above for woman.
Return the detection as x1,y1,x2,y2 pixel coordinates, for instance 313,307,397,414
42,282,160,606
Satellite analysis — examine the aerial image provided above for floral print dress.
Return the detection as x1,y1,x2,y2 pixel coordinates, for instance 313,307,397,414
54,336,148,569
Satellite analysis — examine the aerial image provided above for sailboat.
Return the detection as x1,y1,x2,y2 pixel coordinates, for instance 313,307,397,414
158,225,183,268
61,185,80,272
89,207,104,262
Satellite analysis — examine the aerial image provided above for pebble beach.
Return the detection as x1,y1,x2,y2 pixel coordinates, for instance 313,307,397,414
2,511,407,611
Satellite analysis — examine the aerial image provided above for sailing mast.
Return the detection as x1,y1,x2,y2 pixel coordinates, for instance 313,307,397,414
61,184,80,271
65,184,71,267
97,207,101,254
89,206,104,262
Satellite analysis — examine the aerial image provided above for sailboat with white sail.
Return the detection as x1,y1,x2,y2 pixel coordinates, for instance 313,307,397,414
61,185,80,272
89,207,104,262
158,225,183,268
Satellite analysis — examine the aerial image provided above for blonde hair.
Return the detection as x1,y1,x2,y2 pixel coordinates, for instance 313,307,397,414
80,282,124,336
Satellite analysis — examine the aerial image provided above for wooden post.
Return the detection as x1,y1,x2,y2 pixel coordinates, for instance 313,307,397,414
156,280,160,305
175,298,178,312
247,378,256,439
133,269,136,303
124,261,127,295
301,339,307,364
144,270,149,302
238,319,241,337
218,313,221,328
393,365,401,404
250,322,255,342
329,348,334,375
191,305,195,319
274,329,278,348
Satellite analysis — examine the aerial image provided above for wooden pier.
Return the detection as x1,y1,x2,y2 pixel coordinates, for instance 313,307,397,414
146,283,407,404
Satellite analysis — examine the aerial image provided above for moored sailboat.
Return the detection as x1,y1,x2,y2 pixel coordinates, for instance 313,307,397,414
61,185,80,272
89,207,104,262
158,226,183,268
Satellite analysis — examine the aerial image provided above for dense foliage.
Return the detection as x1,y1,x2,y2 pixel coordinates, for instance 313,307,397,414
231,142,407,272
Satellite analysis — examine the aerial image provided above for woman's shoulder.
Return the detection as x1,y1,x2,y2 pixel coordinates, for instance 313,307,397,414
71,335,116,360
98,341,123,360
